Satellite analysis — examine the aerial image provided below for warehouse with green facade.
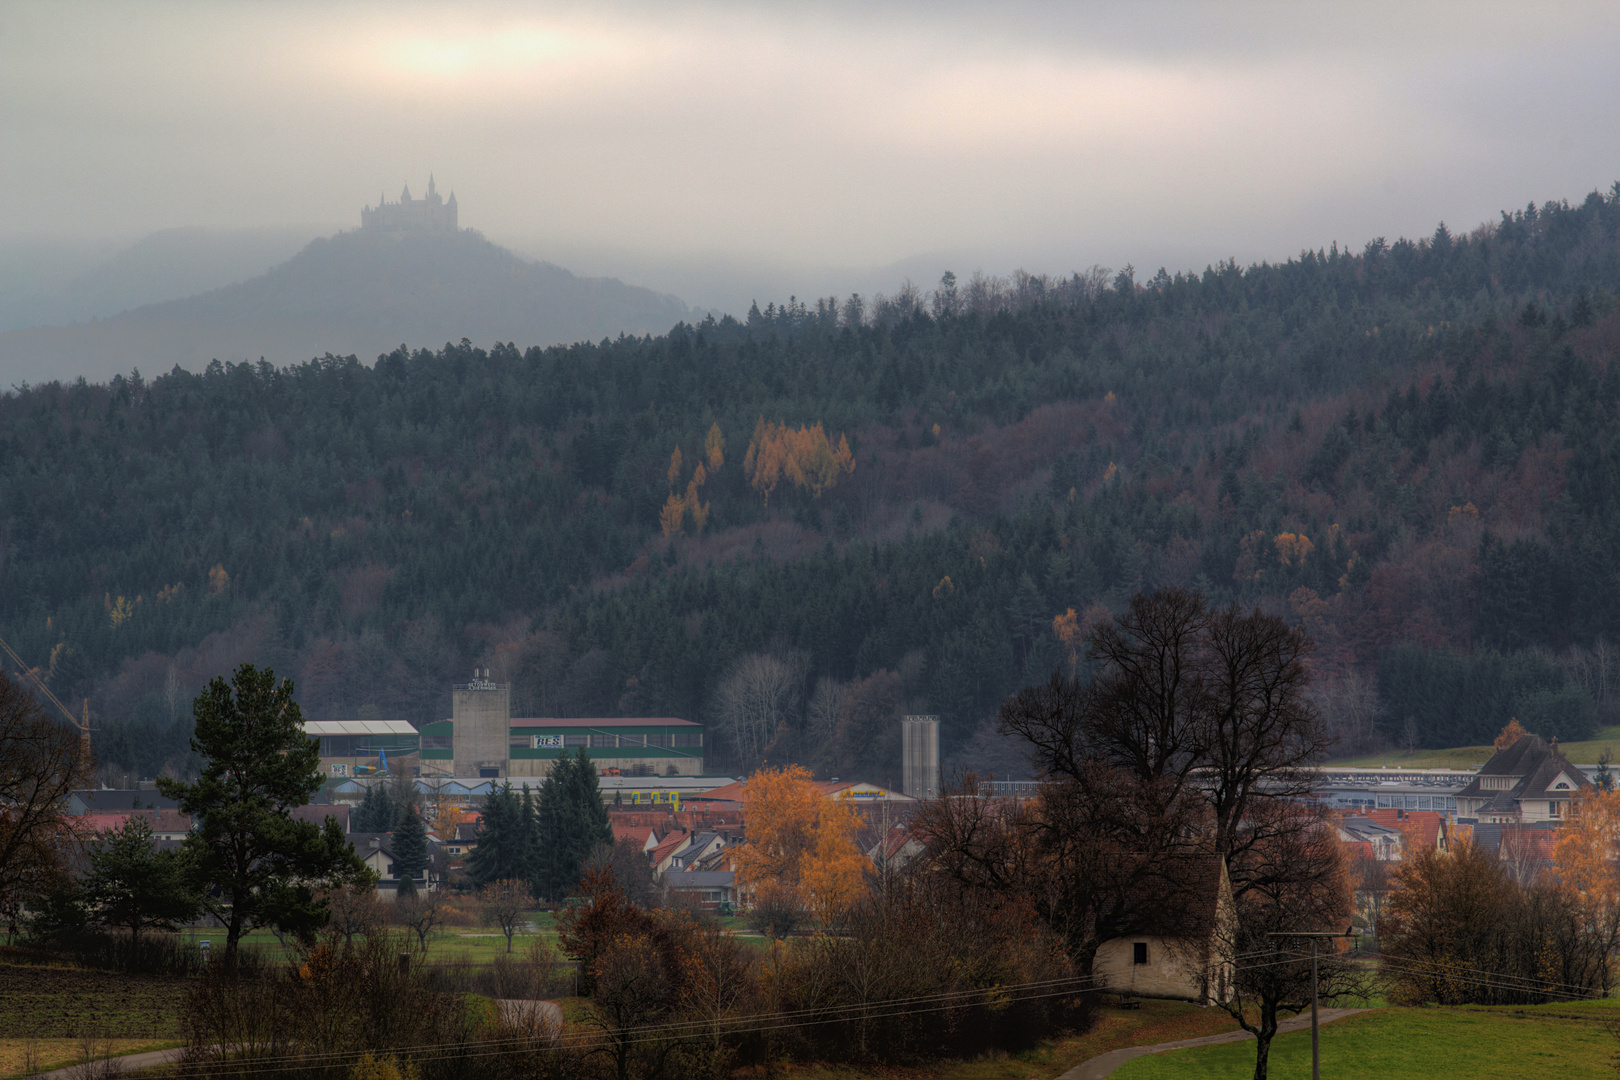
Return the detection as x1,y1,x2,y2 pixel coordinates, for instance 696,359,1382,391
417,675,703,778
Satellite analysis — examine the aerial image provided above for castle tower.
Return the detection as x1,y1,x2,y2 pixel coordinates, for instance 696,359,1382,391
361,179,459,233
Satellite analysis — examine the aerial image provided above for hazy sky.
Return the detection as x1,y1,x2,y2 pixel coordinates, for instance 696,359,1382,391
5,1,1620,307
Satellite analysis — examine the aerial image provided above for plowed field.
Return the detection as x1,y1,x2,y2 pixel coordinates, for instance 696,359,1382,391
0,963,185,1038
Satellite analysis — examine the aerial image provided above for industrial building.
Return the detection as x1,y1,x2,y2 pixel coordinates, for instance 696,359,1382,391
307,719,422,778
417,673,705,778
304,673,704,780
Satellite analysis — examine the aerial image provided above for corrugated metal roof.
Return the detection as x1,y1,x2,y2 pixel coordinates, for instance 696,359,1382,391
304,720,420,736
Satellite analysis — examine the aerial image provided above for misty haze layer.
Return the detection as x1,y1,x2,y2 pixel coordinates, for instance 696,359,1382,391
0,230,695,385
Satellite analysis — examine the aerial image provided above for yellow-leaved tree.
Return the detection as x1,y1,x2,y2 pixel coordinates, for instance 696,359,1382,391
666,445,684,491
685,462,710,534
732,764,865,924
742,419,854,505
705,422,725,472
659,493,686,538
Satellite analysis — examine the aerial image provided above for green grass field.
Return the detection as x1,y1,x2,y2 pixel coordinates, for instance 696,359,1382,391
1331,726,1620,770
1111,1003,1620,1079
174,926,559,964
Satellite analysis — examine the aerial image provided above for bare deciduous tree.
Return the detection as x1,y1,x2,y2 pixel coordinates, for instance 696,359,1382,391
323,883,385,945
163,664,182,725
393,890,449,953
479,878,531,954
1309,671,1384,757
0,674,90,904
710,652,805,772
1211,808,1368,1080
806,677,846,744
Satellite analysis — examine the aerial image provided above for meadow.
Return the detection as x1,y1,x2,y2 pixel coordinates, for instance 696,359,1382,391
1332,726,1620,770
1110,1002,1620,1079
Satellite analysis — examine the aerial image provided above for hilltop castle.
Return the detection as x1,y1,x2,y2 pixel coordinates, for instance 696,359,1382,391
361,175,458,233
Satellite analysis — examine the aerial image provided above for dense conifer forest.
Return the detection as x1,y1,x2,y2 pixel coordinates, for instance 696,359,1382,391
5,185,1620,783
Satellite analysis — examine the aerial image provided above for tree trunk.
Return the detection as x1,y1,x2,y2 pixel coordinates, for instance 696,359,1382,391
226,907,244,967
1251,1001,1279,1080
1251,1034,1271,1080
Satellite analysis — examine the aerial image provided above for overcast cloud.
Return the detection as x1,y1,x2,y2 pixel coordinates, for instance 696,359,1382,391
4,1,1620,311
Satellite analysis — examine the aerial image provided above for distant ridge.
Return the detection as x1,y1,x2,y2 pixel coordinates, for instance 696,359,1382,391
0,228,695,385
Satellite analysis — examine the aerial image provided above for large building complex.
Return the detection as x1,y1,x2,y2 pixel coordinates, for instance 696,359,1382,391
304,674,704,780
417,674,704,778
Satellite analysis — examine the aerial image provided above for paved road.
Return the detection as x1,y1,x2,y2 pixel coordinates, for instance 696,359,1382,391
1058,1008,1369,1080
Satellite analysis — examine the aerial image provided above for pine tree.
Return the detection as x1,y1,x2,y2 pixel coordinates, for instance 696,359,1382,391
392,805,430,895
81,815,200,951
158,664,368,964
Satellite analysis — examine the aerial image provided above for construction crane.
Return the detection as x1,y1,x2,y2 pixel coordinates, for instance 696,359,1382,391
0,630,95,759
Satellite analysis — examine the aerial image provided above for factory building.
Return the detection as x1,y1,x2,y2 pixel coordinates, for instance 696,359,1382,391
307,719,422,779
417,673,704,778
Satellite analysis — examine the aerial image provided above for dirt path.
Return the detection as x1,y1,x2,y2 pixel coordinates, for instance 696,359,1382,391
1057,1008,1369,1079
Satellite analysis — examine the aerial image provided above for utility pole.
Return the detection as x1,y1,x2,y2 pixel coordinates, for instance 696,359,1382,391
1267,926,1356,1080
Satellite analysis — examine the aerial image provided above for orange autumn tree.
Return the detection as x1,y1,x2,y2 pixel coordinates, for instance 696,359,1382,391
1553,787,1620,957
742,419,854,505
732,764,865,924
1554,787,1620,900
1495,718,1530,750
801,791,865,919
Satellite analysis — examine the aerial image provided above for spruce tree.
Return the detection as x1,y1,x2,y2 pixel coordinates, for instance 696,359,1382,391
467,783,531,888
534,750,612,902
352,783,396,833
392,805,430,895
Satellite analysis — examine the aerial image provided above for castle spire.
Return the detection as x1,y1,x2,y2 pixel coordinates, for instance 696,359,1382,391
427,173,436,197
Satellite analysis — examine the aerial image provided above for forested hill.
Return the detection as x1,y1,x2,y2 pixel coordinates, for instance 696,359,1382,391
4,186,1620,785
0,228,694,386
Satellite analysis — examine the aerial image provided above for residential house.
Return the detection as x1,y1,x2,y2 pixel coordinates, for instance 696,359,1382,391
867,824,927,871
611,824,660,855
1471,822,1560,885
69,789,181,815
1093,856,1238,1007
81,808,193,841
350,831,445,899
1456,735,1590,824
1334,817,1402,861
290,803,351,833
658,831,729,877
664,871,736,911
1333,809,1450,861
442,822,480,862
